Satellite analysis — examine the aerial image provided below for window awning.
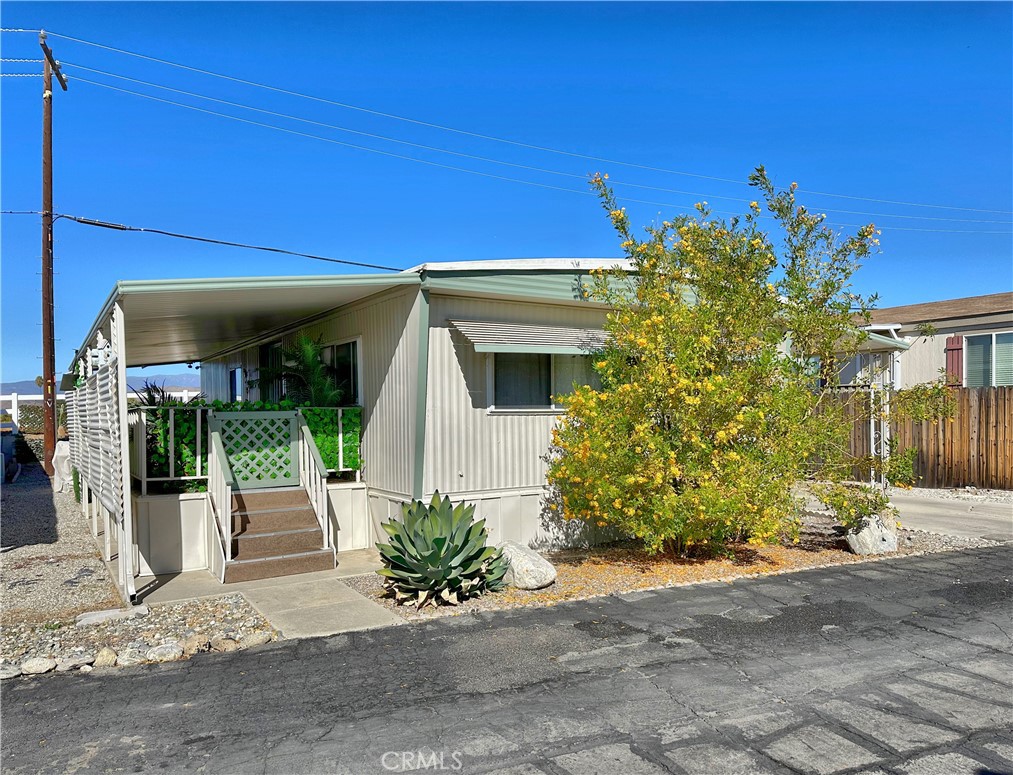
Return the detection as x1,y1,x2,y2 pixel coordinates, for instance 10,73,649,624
449,319,607,355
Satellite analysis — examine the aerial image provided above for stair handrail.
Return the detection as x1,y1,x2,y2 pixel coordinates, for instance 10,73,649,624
208,427,235,563
297,413,330,551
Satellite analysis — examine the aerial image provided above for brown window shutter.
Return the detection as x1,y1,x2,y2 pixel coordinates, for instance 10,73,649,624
944,335,963,385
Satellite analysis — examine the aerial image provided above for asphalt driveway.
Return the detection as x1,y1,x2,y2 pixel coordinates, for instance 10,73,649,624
2,546,1012,775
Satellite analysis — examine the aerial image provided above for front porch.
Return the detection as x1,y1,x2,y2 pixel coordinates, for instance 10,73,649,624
64,275,415,602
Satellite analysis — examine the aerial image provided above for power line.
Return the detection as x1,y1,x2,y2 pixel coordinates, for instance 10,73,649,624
45,29,1013,216
71,77,1013,236
66,62,755,206
63,64,1013,226
67,214,402,271
2,210,402,270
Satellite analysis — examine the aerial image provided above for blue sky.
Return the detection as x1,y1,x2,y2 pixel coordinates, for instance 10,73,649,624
2,2,1011,382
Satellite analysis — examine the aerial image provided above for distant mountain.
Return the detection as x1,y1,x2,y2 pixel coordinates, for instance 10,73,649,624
0,380,43,395
1,373,201,395
126,372,202,390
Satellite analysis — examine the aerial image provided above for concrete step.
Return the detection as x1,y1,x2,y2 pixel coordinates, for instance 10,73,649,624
224,548,334,584
232,526,324,560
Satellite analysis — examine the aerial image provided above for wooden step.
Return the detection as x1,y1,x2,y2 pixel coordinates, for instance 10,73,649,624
223,548,334,584
231,507,318,536
231,488,308,513
232,526,323,560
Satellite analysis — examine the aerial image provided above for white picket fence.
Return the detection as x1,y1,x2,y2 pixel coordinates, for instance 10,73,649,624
1,390,201,427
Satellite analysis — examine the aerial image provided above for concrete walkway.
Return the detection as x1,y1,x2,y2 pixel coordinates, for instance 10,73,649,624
891,491,1013,542
133,548,401,638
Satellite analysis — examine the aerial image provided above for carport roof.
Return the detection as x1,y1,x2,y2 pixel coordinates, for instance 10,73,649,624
72,274,419,368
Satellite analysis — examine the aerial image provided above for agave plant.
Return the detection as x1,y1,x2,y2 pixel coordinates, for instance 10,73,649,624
377,492,509,609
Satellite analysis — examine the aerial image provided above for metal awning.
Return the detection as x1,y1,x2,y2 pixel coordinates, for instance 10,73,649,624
858,331,911,353
71,274,420,368
450,319,607,355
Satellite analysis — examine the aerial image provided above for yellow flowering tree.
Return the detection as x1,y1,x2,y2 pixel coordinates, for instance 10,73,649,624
547,167,880,555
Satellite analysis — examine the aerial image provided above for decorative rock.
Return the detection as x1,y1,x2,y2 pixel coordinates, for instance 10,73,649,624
115,649,145,667
75,605,149,628
79,665,93,673
146,643,183,663
21,657,57,675
210,636,240,653
92,647,117,667
0,663,23,680
846,514,899,556
238,631,272,649
180,634,210,656
498,540,557,590
56,655,95,672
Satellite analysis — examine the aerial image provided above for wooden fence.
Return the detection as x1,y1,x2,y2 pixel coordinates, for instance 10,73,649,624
834,386,1013,490
892,386,1013,490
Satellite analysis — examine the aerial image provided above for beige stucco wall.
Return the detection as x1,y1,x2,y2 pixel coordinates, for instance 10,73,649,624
897,315,1013,388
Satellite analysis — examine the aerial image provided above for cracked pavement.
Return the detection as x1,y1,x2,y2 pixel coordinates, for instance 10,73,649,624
2,546,1012,774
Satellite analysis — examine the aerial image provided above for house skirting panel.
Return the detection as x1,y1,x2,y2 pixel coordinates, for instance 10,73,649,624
371,484,614,550
327,482,371,552
132,492,209,576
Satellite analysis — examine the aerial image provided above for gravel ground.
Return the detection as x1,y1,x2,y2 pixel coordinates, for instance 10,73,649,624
0,465,276,677
346,513,1001,622
1,464,121,626
888,484,1013,504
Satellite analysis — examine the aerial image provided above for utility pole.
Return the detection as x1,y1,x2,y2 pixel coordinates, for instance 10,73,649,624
39,30,67,476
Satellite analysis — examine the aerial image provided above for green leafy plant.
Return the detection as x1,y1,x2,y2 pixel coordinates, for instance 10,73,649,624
376,492,509,609
72,466,81,503
249,333,344,407
884,439,919,488
548,167,880,555
812,482,895,534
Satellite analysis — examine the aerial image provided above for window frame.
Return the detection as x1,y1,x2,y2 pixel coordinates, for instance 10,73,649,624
486,352,597,414
320,335,364,407
963,331,1013,388
228,366,244,403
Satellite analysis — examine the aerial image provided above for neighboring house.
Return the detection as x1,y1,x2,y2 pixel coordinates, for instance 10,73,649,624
863,293,1013,389
63,259,624,598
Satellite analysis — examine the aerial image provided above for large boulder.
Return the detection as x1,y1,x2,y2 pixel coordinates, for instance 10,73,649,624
498,541,557,590
846,514,898,555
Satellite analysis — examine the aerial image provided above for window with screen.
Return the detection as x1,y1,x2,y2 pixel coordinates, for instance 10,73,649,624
492,353,600,409
228,367,244,402
965,332,1013,387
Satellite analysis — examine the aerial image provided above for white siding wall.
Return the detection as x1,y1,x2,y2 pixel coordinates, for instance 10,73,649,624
200,350,260,401
200,287,421,497
423,294,607,496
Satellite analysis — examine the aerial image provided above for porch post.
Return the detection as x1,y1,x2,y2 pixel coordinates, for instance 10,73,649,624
112,301,136,601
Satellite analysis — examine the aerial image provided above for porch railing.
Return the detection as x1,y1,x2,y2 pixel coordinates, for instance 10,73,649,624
207,429,234,565
128,406,208,495
297,415,330,551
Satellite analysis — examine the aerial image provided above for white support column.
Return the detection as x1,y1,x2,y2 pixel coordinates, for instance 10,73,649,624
10,393,18,426
112,302,136,601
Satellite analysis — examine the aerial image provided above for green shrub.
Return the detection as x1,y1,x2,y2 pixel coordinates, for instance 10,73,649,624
377,492,508,609
812,482,895,534
884,440,919,488
72,466,81,503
